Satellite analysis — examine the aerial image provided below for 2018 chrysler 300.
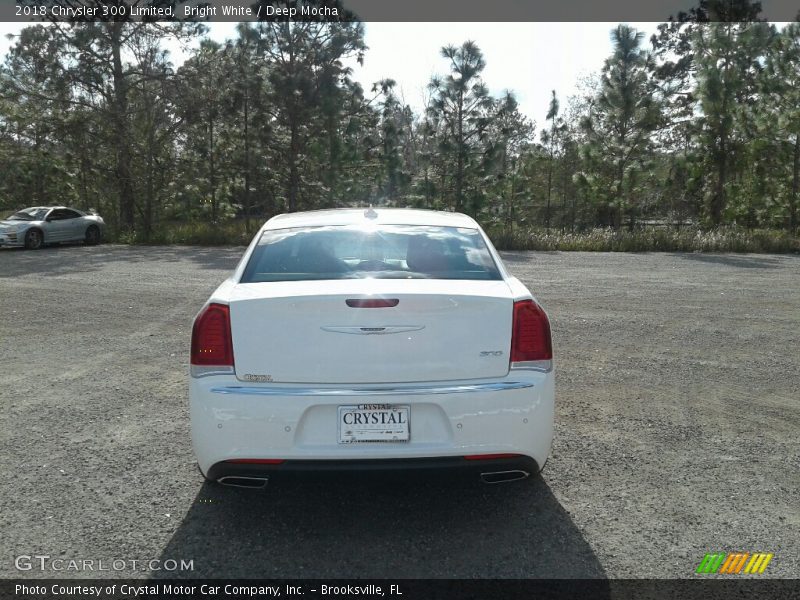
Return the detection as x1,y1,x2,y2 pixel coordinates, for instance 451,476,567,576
190,208,554,488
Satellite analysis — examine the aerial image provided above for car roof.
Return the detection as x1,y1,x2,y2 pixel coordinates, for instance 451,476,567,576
21,206,69,211
263,208,479,230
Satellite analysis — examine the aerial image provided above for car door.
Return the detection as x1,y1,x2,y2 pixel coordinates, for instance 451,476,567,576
44,209,76,242
61,209,85,241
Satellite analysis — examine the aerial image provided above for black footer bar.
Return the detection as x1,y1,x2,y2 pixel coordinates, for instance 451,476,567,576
4,579,799,600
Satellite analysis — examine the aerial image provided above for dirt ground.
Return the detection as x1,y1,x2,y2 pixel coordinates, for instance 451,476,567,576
0,245,797,579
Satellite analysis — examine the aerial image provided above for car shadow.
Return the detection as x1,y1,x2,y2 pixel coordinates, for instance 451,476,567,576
154,475,608,581
673,253,790,269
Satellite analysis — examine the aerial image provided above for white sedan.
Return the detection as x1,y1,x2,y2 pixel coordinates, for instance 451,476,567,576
190,208,554,488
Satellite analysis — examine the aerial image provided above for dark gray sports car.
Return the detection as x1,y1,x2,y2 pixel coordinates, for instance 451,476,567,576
0,206,106,249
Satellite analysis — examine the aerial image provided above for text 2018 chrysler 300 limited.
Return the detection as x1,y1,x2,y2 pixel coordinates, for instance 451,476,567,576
190,208,554,487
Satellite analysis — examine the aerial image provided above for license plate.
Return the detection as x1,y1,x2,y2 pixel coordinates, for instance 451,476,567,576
338,404,410,444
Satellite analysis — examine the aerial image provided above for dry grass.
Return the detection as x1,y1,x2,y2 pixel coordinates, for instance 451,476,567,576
487,227,800,253
110,221,800,254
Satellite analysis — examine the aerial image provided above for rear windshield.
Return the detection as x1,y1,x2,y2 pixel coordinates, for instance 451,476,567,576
241,224,502,282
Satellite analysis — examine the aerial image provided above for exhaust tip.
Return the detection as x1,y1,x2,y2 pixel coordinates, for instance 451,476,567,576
480,470,530,484
217,476,268,489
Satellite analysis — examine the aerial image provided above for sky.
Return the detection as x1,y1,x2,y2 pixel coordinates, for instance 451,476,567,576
0,21,662,127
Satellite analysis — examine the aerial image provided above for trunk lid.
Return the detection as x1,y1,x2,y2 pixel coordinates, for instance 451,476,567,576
228,279,513,384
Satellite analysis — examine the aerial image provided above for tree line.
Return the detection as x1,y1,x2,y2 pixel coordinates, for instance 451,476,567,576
1,1,798,240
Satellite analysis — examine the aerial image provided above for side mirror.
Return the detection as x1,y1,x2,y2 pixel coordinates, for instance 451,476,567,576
45,217,54,222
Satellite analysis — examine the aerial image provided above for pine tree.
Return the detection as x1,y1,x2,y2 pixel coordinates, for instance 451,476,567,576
581,25,661,229
542,90,560,230
427,41,493,213
762,23,800,232
257,22,366,212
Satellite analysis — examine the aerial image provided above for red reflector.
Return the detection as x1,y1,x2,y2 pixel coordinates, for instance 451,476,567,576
191,303,234,366
346,298,400,308
464,453,521,461
226,459,285,464
510,299,552,362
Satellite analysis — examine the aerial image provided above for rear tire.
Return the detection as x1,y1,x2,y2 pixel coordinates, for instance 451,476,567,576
24,229,43,250
84,225,100,246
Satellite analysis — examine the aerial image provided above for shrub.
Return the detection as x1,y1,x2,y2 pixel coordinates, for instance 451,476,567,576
109,221,254,246
486,227,800,254
109,221,800,253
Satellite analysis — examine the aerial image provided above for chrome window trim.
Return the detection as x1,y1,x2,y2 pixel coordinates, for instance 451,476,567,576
210,381,534,397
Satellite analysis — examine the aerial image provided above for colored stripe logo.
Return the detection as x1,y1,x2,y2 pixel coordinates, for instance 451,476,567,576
696,552,773,574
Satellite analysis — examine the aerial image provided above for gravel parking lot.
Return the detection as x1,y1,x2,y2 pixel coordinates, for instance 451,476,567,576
1,245,798,579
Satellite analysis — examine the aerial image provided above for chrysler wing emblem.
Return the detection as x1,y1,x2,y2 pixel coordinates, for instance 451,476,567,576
321,325,425,335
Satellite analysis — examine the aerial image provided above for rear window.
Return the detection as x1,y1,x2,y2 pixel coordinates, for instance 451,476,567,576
240,224,502,282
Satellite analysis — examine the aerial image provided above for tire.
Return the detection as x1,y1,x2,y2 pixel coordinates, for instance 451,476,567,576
84,225,100,246
24,228,43,250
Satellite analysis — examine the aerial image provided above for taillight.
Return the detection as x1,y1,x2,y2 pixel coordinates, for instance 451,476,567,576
191,303,234,376
510,299,552,369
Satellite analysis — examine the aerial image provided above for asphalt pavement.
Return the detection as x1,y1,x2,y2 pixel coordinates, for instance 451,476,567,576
1,244,797,578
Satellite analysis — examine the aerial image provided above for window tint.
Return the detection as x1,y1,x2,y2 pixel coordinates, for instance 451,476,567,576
241,225,502,282
49,209,80,220
8,208,48,221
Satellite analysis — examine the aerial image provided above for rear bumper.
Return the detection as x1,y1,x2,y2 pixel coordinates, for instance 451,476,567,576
206,455,541,483
190,372,555,478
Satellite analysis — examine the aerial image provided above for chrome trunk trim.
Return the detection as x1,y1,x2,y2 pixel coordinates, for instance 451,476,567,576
210,380,534,397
